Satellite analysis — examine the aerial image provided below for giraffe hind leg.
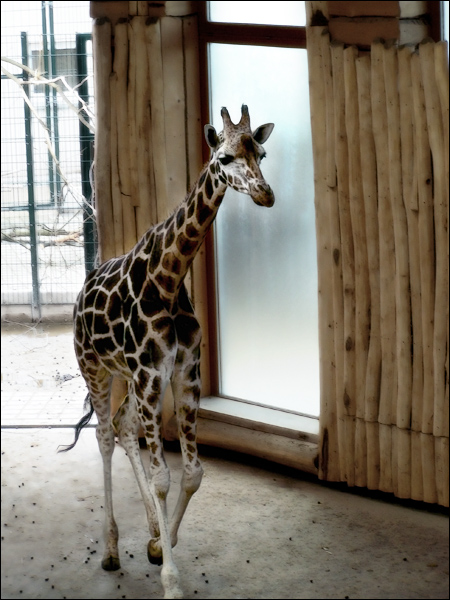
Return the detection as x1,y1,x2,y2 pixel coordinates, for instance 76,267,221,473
79,367,120,571
112,387,162,559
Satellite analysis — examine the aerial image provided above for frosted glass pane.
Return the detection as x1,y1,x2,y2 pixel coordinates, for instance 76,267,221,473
445,1,449,44
209,1,306,26
210,44,319,417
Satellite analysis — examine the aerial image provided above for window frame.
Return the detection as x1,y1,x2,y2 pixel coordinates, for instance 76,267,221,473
197,0,309,398
192,2,320,473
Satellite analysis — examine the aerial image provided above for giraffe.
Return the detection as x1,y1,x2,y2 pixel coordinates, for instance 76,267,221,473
60,105,275,599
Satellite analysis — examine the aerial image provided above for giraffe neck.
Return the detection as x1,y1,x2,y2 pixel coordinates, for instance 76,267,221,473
141,160,226,309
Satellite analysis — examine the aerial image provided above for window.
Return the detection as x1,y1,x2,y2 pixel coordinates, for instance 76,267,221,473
198,2,320,430
443,0,449,43
208,0,306,26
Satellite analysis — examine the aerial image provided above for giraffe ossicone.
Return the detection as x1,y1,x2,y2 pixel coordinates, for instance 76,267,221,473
60,105,274,599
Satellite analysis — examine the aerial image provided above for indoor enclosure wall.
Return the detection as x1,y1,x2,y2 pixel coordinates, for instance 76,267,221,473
90,1,448,506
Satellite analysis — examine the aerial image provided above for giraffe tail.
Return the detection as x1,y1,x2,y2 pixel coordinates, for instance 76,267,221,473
57,393,95,453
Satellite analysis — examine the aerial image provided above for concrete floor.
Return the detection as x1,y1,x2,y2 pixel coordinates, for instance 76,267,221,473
1,323,449,599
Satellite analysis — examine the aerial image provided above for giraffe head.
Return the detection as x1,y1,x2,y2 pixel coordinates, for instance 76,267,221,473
204,104,275,207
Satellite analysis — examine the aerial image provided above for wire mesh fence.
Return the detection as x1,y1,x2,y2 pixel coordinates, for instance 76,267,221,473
1,1,95,319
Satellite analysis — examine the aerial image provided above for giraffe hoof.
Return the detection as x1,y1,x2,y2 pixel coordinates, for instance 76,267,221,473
148,550,163,566
147,539,163,565
101,555,121,571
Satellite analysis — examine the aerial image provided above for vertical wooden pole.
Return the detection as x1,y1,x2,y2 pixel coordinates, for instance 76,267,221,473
127,19,139,217
420,42,449,440
184,14,211,393
384,45,412,435
110,69,125,256
371,42,396,493
184,17,203,191
330,42,355,484
398,45,423,454
328,42,345,481
146,18,169,220
92,17,114,263
322,39,340,471
411,52,434,435
114,20,136,253
433,41,449,441
355,53,381,491
355,54,381,423
306,24,339,481
344,47,370,414
131,16,155,235
161,16,187,210
344,45,370,488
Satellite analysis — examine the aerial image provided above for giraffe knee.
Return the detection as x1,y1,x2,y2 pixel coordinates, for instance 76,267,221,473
151,467,171,500
96,426,115,456
183,462,203,496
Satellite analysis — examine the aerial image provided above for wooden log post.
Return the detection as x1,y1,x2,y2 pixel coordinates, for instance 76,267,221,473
184,14,211,395
383,45,412,433
398,45,423,454
330,41,355,485
109,60,125,257
306,21,340,481
92,17,114,263
161,15,187,210
411,52,434,435
320,37,340,466
344,45,370,488
114,19,136,253
127,18,139,216
355,53,381,491
371,42,396,493
420,41,448,440
434,42,449,203
146,18,169,219
383,44,412,499
131,16,155,236
433,41,449,441
328,42,346,481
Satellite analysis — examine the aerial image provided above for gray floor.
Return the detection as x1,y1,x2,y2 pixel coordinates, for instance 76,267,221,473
1,323,449,599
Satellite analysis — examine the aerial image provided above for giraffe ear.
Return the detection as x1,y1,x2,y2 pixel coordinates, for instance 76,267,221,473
253,123,274,145
204,125,219,149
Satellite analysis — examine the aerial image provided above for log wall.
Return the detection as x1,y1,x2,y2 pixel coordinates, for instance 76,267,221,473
307,2,449,506
91,1,205,421
90,1,448,506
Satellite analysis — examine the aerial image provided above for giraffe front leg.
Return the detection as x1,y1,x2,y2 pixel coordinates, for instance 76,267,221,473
169,349,204,550
134,372,184,599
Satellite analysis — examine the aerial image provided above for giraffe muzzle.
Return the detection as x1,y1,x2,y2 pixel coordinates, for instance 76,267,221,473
252,182,275,208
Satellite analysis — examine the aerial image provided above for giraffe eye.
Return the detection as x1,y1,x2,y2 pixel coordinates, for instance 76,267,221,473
219,154,234,166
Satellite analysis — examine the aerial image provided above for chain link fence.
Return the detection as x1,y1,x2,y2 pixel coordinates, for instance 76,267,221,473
1,1,96,321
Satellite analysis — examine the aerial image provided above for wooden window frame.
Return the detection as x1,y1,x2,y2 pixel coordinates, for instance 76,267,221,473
197,0,308,397
192,2,319,474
